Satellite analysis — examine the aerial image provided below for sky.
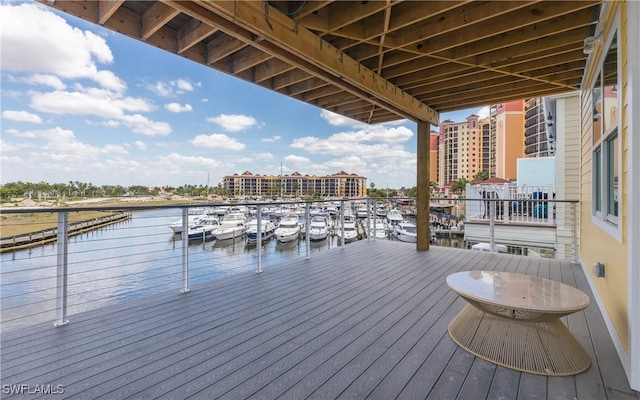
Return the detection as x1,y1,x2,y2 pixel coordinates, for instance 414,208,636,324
0,1,489,190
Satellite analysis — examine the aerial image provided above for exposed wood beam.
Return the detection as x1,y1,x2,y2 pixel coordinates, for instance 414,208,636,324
98,0,123,25
287,78,329,97
176,0,437,124
292,1,334,20
141,2,179,40
272,69,311,90
253,59,295,83
206,35,247,64
177,18,217,53
227,47,273,74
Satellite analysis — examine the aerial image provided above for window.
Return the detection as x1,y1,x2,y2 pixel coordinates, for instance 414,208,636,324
592,31,619,228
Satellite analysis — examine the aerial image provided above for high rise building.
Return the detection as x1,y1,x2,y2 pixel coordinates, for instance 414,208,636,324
434,100,525,187
524,97,553,157
437,115,482,187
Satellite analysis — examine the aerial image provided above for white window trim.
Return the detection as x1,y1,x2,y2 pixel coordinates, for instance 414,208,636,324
628,1,640,391
590,22,622,242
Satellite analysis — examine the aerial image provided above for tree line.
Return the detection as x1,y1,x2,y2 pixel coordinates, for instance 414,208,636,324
0,181,232,201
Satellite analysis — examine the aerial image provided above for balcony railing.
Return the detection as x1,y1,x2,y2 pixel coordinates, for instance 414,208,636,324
0,196,577,333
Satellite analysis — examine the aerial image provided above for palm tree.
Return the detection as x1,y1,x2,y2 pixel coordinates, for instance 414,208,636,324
451,177,470,194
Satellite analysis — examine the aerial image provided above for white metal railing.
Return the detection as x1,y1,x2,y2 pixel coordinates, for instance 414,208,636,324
0,196,577,331
465,183,556,224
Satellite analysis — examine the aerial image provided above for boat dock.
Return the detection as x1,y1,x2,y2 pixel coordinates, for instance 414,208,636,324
0,211,131,252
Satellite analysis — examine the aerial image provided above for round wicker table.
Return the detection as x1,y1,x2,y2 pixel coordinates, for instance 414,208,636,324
446,271,591,376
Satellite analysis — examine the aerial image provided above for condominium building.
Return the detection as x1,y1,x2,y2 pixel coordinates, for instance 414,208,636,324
437,115,482,187
430,130,438,184
524,97,553,157
435,100,525,187
223,170,367,198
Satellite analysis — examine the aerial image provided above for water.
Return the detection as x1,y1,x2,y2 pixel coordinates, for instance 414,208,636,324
0,209,343,332
1,209,466,332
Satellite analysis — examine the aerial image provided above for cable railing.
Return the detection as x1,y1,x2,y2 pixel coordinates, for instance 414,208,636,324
0,196,578,332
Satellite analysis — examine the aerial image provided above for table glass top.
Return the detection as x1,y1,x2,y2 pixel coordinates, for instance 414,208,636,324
446,271,590,312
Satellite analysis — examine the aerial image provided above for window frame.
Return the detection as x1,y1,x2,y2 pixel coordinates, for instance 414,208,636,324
590,25,621,240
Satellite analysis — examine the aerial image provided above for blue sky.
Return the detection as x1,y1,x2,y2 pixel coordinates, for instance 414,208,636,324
0,1,487,189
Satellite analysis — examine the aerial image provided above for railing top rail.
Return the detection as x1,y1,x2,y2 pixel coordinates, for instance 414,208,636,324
0,196,579,215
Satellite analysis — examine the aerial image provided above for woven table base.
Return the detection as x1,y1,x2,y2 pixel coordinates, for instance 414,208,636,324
448,304,591,376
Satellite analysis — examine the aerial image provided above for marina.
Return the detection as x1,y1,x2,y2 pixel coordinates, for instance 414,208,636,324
0,203,464,333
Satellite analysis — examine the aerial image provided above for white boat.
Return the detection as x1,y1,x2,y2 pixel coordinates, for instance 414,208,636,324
275,213,301,242
246,218,276,243
356,205,369,219
336,214,358,243
386,208,404,225
393,221,417,243
367,218,388,239
375,206,387,218
168,211,212,234
212,212,247,240
471,242,508,253
186,216,220,241
308,214,330,241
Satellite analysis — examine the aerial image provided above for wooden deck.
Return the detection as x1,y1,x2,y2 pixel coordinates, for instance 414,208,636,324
1,240,638,399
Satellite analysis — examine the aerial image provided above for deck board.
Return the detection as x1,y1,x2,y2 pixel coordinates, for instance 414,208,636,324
1,240,638,400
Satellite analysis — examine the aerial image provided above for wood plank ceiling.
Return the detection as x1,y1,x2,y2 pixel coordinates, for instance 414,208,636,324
39,0,602,125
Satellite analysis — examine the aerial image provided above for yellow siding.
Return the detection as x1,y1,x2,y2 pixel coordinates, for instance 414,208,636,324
580,2,629,352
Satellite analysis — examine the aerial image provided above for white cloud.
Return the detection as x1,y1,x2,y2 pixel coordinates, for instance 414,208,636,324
2,110,42,124
0,140,31,152
30,87,153,118
31,90,124,118
284,154,311,168
207,114,257,132
133,141,147,150
164,103,193,113
175,79,195,91
147,78,199,97
102,144,128,154
164,152,226,169
24,74,66,90
120,114,171,136
254,152,274,161
190,133,246,150
320,110,367,128
289,124,414,160
0,2,117,88
262,136,281,143
477,106,490,119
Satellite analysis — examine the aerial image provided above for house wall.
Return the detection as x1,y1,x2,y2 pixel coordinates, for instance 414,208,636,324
580,0,629,357
554,93,581,261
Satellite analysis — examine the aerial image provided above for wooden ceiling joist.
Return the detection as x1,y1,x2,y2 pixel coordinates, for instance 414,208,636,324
196,0,438,124
41,0,602,123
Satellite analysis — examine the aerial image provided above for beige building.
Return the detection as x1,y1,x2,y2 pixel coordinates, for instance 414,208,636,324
223,170,367,198
436,115,482,187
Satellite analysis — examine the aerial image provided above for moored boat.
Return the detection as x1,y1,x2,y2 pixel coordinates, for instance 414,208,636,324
186,216,220,241
275,213,301,243
393,220,417,243
246,218,276,243
308,214,330,241
212,212,247,240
